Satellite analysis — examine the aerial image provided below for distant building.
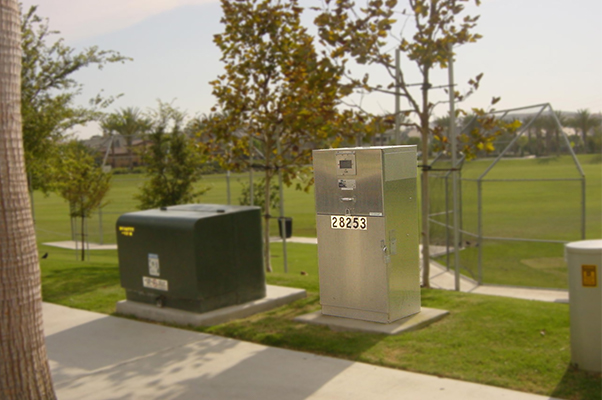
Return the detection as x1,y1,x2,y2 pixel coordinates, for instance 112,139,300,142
81,134,148,169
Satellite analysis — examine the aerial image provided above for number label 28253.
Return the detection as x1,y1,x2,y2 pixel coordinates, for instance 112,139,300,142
330,216,367,230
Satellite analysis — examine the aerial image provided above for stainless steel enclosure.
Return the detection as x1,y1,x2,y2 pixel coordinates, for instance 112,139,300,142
313,146,420,323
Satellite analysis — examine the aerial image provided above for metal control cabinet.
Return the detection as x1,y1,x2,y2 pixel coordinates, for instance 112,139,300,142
313,146,420,323
117,204,265,313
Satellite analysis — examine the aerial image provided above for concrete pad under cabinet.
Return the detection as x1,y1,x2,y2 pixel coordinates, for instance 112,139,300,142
294,307,449,335
116,285,306,327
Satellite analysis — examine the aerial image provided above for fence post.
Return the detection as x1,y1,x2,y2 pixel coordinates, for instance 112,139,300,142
581,178,586,240
477,180,483,285
276,136,288,273
445,174,450,271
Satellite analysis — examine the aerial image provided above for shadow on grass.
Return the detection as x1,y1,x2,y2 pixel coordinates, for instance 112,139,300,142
42,266,121,303
201,295,386,362
551,365,602,400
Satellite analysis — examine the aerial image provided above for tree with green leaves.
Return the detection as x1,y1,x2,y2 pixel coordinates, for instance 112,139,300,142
314,0,519,287
203,0,361,272
238,177,280,211
20,5,129,192
136,103,209,210
539,111,566,156
569,109,598,153
53,142,112,260
101,107,151,170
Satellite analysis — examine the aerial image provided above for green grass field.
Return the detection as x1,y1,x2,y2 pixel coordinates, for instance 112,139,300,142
435,155,601,288
35,154,601,289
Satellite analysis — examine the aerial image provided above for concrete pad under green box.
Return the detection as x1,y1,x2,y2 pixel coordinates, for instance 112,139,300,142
116,285,306,327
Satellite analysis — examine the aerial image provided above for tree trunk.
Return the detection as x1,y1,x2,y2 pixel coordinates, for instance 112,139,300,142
0,1,56,398
263,170,273,273
420,69,431,288
420,130,431,288
80,215,86,261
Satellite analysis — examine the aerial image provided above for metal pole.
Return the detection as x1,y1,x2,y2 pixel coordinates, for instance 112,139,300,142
85,216,90,261
249,137,254,206
226,169,231,205
70,212,77,260
70,203,76,242
276,137,288,273
448,43,461,291
581,178,586,240
445,175,450,271
477,180,483,285
394,48,401,145
459,162,464,247
98,207,103,245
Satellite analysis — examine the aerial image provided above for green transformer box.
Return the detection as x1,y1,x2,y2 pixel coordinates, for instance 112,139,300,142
116,204,266,313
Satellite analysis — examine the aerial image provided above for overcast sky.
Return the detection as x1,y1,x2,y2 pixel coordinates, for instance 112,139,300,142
19,0,602,139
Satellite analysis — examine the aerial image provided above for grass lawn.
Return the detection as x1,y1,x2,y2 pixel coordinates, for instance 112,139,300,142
34,155,600,244
450,155,600,288
35,154,600,289
38,243,601,400
460,154,601,241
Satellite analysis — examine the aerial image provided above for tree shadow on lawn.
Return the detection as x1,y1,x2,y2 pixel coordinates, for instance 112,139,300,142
551,365,601,400
42,266,121,303
201,295,387,363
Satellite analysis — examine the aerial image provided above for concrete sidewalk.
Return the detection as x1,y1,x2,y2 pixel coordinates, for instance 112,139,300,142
43,240,118,250
44,303,559,400
427,261,569,303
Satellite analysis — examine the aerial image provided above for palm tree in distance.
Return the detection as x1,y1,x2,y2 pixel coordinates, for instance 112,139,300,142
569,109,597,153
101,107,151,170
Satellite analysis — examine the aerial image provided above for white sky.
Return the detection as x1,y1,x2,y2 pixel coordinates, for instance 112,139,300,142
20,0,602,139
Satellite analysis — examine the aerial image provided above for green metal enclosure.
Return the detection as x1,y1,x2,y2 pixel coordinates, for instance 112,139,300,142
116,204,265,313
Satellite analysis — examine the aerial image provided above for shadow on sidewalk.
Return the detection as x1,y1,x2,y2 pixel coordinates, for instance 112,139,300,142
46,309,363,400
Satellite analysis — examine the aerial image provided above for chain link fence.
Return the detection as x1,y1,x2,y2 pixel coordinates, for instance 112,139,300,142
428,104,588,289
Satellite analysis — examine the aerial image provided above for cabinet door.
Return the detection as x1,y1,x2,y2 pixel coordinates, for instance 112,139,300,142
316,215,388,313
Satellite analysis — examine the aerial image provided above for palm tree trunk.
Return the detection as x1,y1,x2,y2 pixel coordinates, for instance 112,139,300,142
581,127,587,154
0,1,56,397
